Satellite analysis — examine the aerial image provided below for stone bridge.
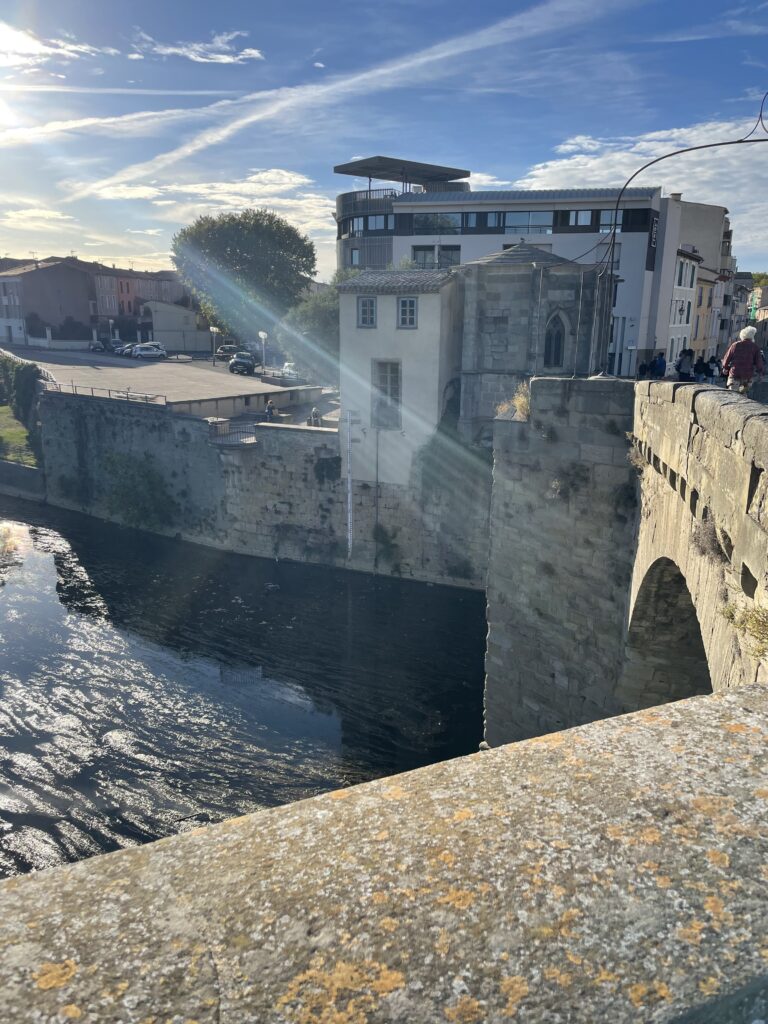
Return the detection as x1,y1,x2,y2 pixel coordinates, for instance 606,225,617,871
485,376,768,745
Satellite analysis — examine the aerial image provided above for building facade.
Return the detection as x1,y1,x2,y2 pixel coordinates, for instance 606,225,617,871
139,300,214,353
0,276,25,346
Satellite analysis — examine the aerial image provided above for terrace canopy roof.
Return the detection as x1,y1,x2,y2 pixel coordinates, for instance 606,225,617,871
333,155,470,186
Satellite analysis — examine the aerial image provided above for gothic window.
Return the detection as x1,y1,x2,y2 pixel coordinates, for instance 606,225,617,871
544,314,565,367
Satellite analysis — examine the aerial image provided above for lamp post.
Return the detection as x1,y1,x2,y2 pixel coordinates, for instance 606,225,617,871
211,326,220,365
258,330,268,371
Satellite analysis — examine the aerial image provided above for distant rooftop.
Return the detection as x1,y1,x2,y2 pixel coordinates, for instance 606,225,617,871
336,269,453,293
334,156,470,185
465,243,578,268
393,187,659,204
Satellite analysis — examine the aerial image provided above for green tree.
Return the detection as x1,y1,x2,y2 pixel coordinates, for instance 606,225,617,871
171,209,316,342
277,270,358,384
751,272,768,287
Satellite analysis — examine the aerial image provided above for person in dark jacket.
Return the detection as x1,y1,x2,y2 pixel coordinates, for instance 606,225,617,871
722,327,765,393
650,352,666,379
693,355,707,382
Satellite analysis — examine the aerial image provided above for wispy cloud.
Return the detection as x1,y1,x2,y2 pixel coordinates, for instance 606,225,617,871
0,20,118,70
0,84,241,96
651,17,768,42
0,207,75,232
470,172,515,188
126,228,163,235
71,0,638,201
133,28,264,64
513,117,768,262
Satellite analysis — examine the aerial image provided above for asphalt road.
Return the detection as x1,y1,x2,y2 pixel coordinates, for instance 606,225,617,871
30,349,283,402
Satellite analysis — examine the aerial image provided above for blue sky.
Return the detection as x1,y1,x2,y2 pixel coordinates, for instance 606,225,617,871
1,0,767,278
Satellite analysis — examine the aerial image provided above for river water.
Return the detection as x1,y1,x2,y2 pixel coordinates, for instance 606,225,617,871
0,496,485,877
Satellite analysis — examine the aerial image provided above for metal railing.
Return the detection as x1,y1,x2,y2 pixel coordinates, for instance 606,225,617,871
41,381,166,405
208,422,259,446
0,347,57,383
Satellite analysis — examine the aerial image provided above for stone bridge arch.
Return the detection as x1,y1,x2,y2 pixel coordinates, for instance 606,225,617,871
616,556,711,712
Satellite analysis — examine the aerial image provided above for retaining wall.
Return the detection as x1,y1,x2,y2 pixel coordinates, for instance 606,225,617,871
40,392,491,587
0,460,45,500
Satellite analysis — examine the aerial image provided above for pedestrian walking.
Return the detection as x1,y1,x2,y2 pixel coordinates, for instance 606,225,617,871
675,348,693,382
693,355,707,382
265,399,276,421
722,327,765,394
650,352,666,379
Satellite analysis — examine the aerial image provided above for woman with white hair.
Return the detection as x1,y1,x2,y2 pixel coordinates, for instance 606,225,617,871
721,326,765,394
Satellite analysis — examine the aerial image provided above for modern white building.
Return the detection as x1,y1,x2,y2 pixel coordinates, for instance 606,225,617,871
0,276,25,346
334,158,742,377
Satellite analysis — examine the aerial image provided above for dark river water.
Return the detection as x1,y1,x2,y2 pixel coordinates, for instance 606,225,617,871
0,496,485,877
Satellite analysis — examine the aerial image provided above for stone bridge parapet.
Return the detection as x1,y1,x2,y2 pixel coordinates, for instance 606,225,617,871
0,685,766,1022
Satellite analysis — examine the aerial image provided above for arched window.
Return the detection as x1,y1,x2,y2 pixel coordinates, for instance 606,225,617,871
544,315,565,367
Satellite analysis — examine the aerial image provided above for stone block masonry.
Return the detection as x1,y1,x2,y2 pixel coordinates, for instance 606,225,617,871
485,377,638,745
40,392,491,589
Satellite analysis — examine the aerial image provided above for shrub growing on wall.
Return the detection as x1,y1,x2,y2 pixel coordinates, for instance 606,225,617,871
0,355,43,461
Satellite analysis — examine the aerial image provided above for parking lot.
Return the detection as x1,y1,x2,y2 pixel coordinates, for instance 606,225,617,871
30,349,282,403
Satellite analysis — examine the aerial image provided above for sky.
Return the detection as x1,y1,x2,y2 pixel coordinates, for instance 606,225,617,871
0,0,767,280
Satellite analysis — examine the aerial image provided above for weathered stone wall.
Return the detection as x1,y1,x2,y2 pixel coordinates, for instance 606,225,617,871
630,381,768,695
0,460,45,500
485,377,638,745
1,683,766,1023
39,392,491,588
486,377,768,747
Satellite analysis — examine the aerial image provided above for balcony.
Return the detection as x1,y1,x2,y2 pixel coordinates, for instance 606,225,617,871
336,188,399,219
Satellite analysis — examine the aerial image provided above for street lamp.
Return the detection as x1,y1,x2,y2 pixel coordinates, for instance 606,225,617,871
258,330,268,370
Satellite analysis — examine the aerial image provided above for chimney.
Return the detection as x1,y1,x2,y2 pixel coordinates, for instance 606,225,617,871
669,192,682,201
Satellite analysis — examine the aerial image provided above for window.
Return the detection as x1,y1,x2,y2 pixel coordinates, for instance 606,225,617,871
707,290,713,308
694,315,700,338
351,216,365,235
677,261,684,286
463,212,477,229
397,297,417,328
372,361,401,429
697,286,703,307
413,212,461,234
690,264,696,288
387,215,395,230
686,301,691,324
528,210,554,234
502,210,553,234
412,245,435,269
544,314,565,367
350,249,360,266
488,212,505,228
568,210,592,227
357,296,376,327
438,245,460,268
599,209,623,233
368,215,386,231
504,210,530,233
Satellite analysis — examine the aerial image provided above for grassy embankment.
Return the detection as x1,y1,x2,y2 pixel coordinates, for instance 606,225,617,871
0,404,37,466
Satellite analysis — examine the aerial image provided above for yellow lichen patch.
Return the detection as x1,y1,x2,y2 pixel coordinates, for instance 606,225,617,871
543,967,572,987
275,959,405,1023
444,995,485,1022
500,975,529,1017
753,789,768,799
59,1007,82,1020
605,824,624,841
452,809,474,823
699,976,720,996
627,983,648,1007
382,785,407,801
760,948,768,962
437,850,456,867
706,849,730,868
550,840,570,850
558,909,582,937
692,795,733,815
638,827,662,844
435,929,451,956
654,981,671,1001
565,951,583,966
34,960,78,991
528,732,566,749
655,876,672,889
379,918,398,933
550,885,567,899
640,860,660,872
371,892,388,905
329,789,351,800
722,722,751,733
374,830,389,842
677,920,707,945
703,895,732,925
594,967,619,985
437,888,475,911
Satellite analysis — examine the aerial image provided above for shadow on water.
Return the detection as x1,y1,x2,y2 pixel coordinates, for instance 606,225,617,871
0,495,485,876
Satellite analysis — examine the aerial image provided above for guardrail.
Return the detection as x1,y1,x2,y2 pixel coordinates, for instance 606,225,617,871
208,421,259,445
41,381,166,405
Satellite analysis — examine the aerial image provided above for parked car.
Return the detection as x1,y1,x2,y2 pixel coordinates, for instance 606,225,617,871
89,340,105,352
229,352,257,376
132,343,167,360
216,344,239,360
281,361,299,379
115,343,137,356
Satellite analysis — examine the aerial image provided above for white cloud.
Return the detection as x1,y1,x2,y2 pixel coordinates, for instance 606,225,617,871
74,0,638,200
650,18,768,42
513,116,768,265
126,228,163,235
313,61,325,69
0,206,75,232
470,172,514,188
0,20,118,70
133,28,264,64
127,53,144,61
